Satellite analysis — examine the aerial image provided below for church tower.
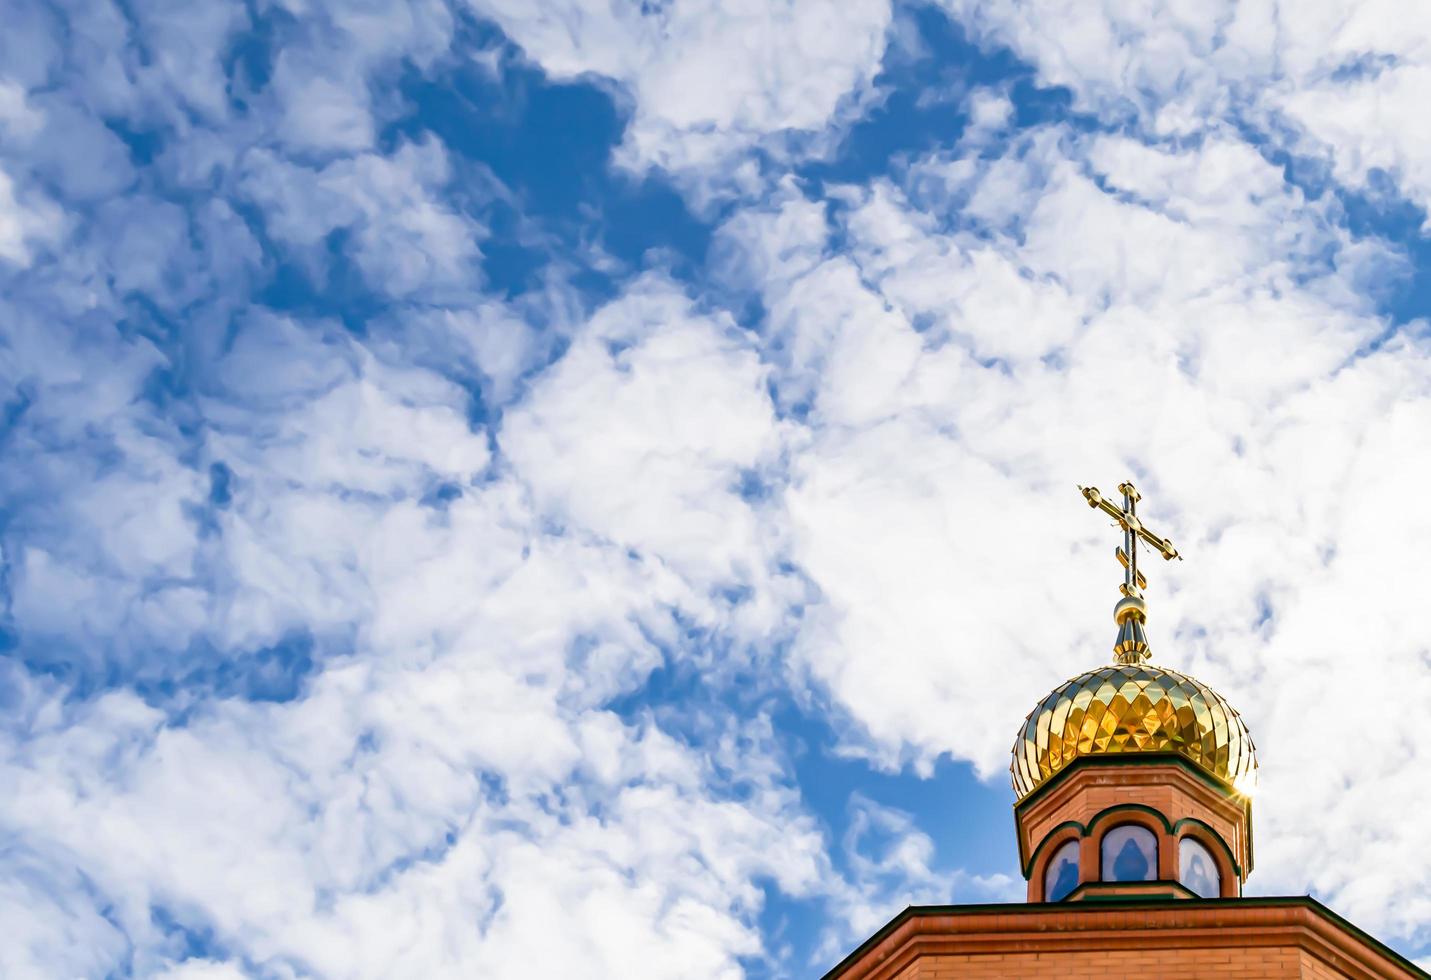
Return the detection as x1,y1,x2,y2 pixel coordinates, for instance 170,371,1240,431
823,482,1426,980
1013,482,1255,905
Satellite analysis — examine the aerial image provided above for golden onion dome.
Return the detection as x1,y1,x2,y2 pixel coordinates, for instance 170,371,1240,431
1010,662,1257,800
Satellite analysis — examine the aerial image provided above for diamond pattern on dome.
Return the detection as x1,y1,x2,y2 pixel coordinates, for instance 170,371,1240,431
1010,664,1258,800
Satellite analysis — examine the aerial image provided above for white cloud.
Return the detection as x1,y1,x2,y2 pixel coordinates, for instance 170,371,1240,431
963,87,1013,144
939,0,1431,215
0,676,829,977
0,80,45,140
260,0,456,155
0,4,926,978
239,139,482,299
0,304,838,977
273,67,375,154
1,236,905,977
502,276,785,594
153,963,250,980
127,0,249,122
818,795,1016,957
471,0,893,197
0,167,62,267
1281,62,1431,219
0,843,132,980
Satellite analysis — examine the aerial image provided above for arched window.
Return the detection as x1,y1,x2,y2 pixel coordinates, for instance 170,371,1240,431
1179,837,1221,898
1043,839,1080,902
1100,824,1157,882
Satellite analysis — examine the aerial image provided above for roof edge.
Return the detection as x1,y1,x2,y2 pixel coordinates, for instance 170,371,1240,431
820,896,1427,980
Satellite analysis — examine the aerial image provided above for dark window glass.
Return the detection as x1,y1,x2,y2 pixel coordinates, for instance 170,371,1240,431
1100,824,1157,882
1044,840,1080,901
1179,837,1221,898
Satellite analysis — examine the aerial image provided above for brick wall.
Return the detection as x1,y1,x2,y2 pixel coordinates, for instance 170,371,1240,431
823,901,1425,980
1016,761,1251,900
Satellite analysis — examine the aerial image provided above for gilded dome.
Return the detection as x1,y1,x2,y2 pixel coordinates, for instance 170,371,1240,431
1010,663,1257,800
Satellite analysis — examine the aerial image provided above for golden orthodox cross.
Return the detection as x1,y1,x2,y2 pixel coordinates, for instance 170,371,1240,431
1078,481,1181,663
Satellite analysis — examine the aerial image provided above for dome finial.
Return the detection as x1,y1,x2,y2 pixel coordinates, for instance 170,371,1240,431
1079,481,1182,664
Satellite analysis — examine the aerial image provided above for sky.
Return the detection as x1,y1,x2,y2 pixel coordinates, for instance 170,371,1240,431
3,0,1431,977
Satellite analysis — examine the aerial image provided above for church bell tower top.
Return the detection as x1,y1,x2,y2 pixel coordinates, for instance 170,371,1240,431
1010,480,1255,804
1007,480,1258,903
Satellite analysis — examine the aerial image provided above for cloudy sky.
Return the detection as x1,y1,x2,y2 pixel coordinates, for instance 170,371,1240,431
4,0,1431,976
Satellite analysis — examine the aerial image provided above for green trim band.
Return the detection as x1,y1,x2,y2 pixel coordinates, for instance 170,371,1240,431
1021,803,1242,880
1172,815,1243,878
1085,802,1173,836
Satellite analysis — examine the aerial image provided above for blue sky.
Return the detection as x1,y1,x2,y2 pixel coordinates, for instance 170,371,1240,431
4,0,1431,976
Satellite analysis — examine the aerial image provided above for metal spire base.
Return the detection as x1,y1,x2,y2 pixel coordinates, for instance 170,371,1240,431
1113,613,1151,664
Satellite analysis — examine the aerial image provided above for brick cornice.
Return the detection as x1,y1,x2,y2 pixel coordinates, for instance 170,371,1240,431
821,898,1428,980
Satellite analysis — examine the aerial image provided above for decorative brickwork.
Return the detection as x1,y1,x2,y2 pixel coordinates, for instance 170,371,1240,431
1016,756,1250,901
823,900,1428,980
